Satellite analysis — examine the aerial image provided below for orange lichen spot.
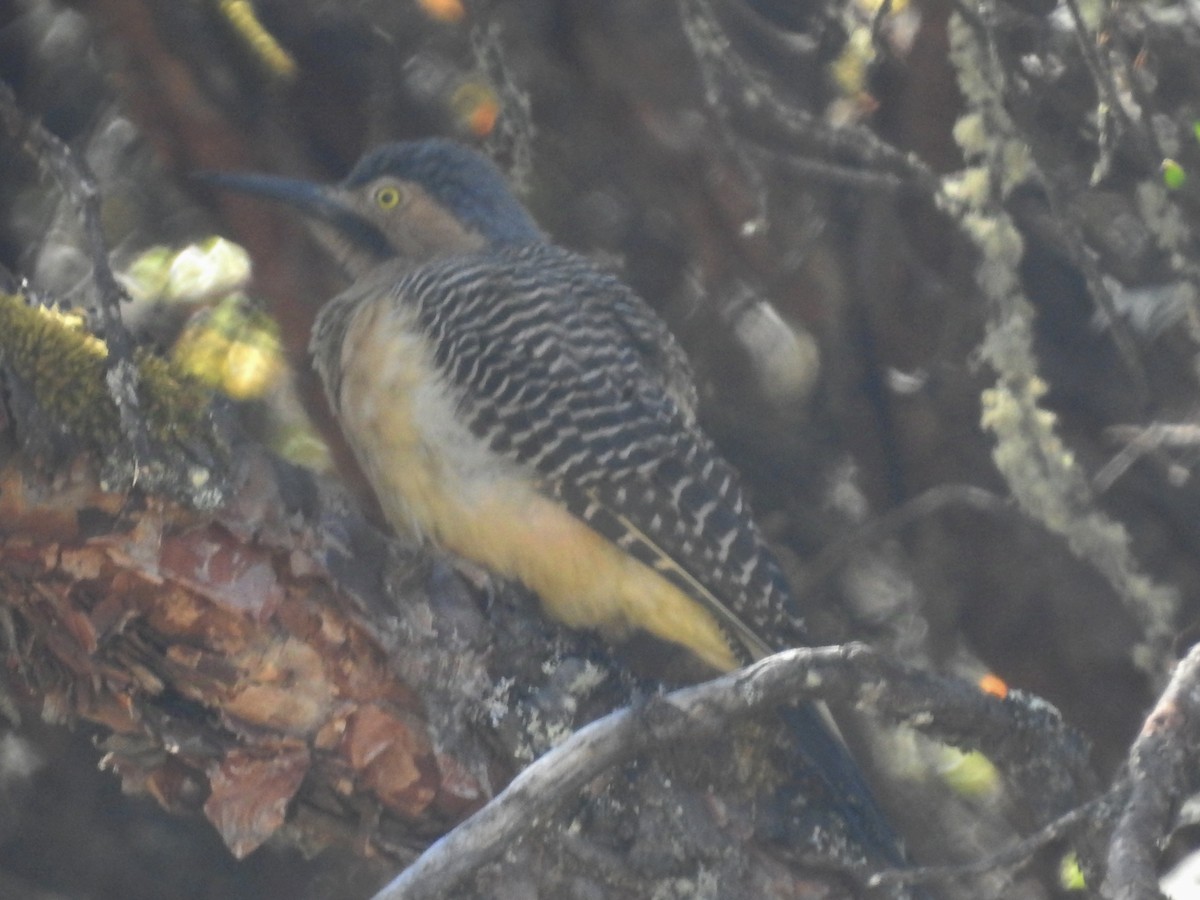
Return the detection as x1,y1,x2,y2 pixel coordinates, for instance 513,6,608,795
418,0,466,23
451,81,500,136
979,672,1008,698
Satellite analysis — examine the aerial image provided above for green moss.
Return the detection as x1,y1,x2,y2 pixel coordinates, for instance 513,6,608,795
137,351,215,442
0,293,121,447
0,293,229,504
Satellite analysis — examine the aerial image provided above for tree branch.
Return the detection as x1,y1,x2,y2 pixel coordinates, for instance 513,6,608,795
1104,642,1200,899
376,643,1097,900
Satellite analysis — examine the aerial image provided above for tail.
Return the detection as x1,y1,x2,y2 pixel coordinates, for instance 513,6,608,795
772,703,912,877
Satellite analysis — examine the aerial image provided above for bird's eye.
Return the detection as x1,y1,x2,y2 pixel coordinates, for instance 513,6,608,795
374,185,405,209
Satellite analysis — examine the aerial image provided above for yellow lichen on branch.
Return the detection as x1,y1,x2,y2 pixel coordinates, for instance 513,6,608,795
0,293,211,448
0,294,123,448
216,0,297,82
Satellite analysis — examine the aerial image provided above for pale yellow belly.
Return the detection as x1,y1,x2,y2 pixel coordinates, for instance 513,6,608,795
334,298,738,673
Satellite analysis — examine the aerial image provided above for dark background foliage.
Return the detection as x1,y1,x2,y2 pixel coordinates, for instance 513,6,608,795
4,0,1200,896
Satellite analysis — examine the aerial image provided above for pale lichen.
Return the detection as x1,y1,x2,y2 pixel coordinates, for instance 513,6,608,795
945,14,1179,676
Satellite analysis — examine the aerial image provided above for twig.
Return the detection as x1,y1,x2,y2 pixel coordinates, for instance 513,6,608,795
0,78,149,467
1107,423,1200,448
874,783,1124,890
1095,422,1200,492
771,150,911,193
797,484,1012,595
944,6,1179,680
677,0,939,194
1060,0,1159,169
372,643,1094,900
1007,185,1151,412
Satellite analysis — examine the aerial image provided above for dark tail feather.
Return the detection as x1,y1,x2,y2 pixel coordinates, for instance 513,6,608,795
773,704,928,897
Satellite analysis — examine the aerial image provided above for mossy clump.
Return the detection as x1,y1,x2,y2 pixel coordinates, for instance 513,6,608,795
0,292,231,507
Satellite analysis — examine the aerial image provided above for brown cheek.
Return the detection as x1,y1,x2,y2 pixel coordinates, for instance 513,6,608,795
404,193,487,255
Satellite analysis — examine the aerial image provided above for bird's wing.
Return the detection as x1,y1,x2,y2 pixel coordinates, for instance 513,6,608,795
400,244,799,662
579,268,701,427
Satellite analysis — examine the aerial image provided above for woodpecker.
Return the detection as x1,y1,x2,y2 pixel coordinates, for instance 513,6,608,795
205,139,905,869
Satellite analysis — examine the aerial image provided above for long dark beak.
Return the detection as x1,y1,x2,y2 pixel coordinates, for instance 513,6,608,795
197,171,394,262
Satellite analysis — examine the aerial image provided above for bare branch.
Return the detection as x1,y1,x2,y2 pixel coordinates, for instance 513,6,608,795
1104,642,1200,900
375,643,1096,900
0,78,149,467
677,0,939,193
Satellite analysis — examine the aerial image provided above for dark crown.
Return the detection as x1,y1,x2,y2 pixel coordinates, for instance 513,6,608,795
345,139,542,246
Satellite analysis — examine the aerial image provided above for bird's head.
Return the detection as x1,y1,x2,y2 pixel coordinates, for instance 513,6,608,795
202,139,542,278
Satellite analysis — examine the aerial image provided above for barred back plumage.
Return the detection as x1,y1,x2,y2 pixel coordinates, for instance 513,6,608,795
351,243,800,662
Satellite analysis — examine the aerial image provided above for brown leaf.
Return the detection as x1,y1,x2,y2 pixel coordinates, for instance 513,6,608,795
204,743,311,858
341,704,439,818
158,525,283,620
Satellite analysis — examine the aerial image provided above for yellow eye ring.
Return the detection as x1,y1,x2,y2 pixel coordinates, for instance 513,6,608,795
375,186,404,209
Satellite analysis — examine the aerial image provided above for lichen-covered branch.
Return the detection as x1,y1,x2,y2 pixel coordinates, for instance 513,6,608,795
377,643,1097,900
944,12,1179,680
1103,643,1200,899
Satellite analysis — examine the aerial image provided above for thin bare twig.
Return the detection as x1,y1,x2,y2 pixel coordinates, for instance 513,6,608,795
875,783,1124,890
0,77,148,466
677,0,939,194
1095,422,1200,492
1060,0,1160,168
796,484,1012,596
